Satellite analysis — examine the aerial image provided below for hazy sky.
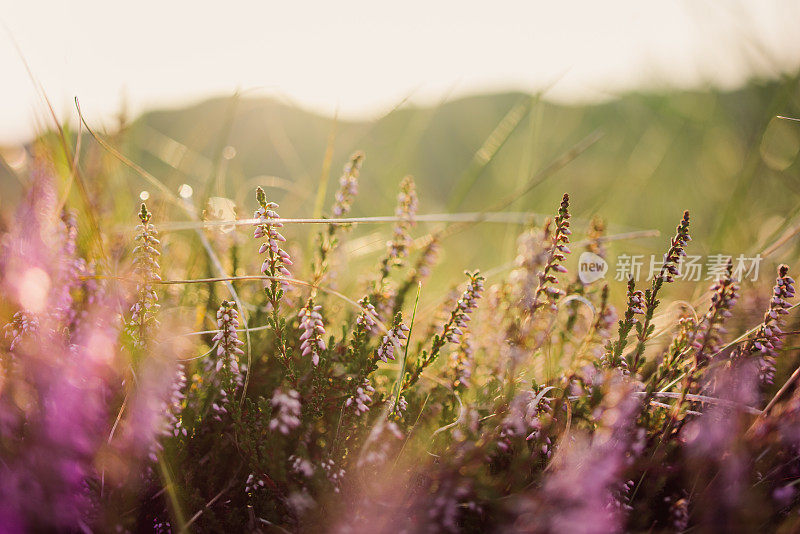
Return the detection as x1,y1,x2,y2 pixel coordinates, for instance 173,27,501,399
2,0,799,143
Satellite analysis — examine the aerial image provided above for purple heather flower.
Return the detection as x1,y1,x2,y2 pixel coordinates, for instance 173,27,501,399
449,335,475,390
390,395,409,419
752,265,794,384
440,271,484,345
298,300,327,366
682,363,759,529
245,473,267,497
0,285,124,531
345,378,375,415
268,388,301,434
3,310,39,351
254,187,292,293
733,265,794,384
658,210,691,283
321,458,346,493
376,313,410,363
515,378,641,534
602,278,644,375
498,388,553,456
358,419,404,469
211,300,244,383
331,152,364,218
128,203,161,345
386,175,418,264
510,223,552,310
531,194,571,312
668,496,690,532
162,363,188,442
52,210,85,325
356,296,379,332
290,455,315,478
691,260,738,367
414,236,441,281
207,301,244,417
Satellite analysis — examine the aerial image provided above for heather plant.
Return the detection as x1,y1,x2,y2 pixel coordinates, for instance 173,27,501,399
2,144,800,534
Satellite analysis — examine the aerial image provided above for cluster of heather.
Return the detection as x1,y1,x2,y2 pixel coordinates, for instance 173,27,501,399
2,149,800,534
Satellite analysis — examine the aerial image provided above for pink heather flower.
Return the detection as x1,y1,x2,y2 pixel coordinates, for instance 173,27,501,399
120,341,189,469
658,210,691,283
52,210,85,325
321,458,346,493
3,311,39,351
129,203,161,345
206,301,244,419
392,395,408,417
0,161,65,317
376,313,410,362
164,363,188,442
358,420,404,469
254,187,292,293
748,265,794,384
210,300,244,389
405,271,485,390
414,236,441,281
602,278,644,374
345,378,375,415
510,223,552,310
531,193,571,312
516,378,641,534
0,286,123,531
356,296,378,332
298,300,327,366
332,152,364,218
290,455,316,478
682,363,759,529
590,286,618,359
245,474,267,497
499,389,553,456
269,388,301,434
668,496,690,532
691,261,738,367
449,335,475,390
441,271,484,345
386,175,418,263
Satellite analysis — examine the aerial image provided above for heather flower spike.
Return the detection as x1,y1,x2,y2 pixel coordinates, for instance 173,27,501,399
209,300,244,405
602,277,644,375
254,187,292,296
298,299,327,366
332,151,364,218
128,203,161,345
531,193,571,312
374,176,419,306
404,271,484,389
268,388,302,435
386,175,418,265
3,311,39,352
345,378,375,415
737,264,794,384
629,210,690,372
254,187,296,380
692,260,739,366
356,296,378,332
449,334,475,390
313,152,365,285
376,312,410,363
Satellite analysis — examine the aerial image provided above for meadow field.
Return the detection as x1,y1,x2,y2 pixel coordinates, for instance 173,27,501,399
1,76,799,532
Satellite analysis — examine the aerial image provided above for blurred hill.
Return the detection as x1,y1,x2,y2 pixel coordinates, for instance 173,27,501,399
122,79,800,257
